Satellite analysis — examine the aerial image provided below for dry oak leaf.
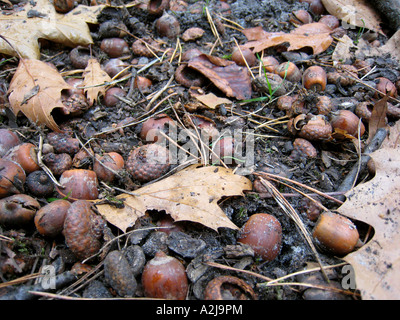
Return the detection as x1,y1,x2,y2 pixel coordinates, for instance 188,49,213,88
242,23,333,56
187,54,252,100
7,59,73,132
0,0,104,59
321,0,383,35
82,58,112,107
95,165,252,232
337,124,400,299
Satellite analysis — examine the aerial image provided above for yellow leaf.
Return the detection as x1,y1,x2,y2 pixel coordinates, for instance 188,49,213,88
7,59,72,132
82,58,112,106
0,0,105,59
95,165,252,232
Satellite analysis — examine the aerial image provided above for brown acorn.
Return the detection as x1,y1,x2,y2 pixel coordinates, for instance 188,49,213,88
0,194,40,228
312,211,359,256
0,129,21,157
4,143,40,174
302,66,327,92
142,251,188,300
126,144,170,183
100,38,130,58
34,200,71,237
93,152,125,183
330,110,365,139
0,159,26,198
57,169,99,201
238,213,282,261
63,200,105,260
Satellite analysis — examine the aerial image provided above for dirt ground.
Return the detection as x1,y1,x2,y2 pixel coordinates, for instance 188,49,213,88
0,0,398,300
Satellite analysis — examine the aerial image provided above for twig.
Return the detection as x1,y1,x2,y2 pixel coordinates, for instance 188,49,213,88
37,135,64,188
144,74,175,111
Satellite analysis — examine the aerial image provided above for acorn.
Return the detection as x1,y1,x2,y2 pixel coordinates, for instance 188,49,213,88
155,12,180,39
319,15,340,30
63,200,105,260
4,143,40,174
302,66,327,92
47,132,80,155
148,0,170,15
288,114,332,141
142,251,188,300
126,144,170,183
299,0,326,15
289,9,313,26
275,61,302,83
238,213,282,261
231,47,256,67
69,47,92,69
93,152,125,183
312,211,359,256
139,113,176,143
57,169,99,201
103,87,126,108
100,38,130,58
42,153,72,176
103,59,130,78
330,110,365,139
26,170,54,198
34,199,71,237
131,38,161,58
0,159,26,198
0,194,40,228
53,0,75,13
314,95,332,115
260,56,279,73
104,250,138,297
289,138,317,160
0,129,21,157
375,77,397,98
204,275,257,300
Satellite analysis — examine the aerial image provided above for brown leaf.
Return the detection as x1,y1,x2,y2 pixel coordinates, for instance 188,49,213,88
7,59,72,132
82,58,112,106
242,23,333,55
321,0,383,34
338,122,400,299
187,54,252,100
367,95,389,144
0,0,104,59
95,164,252,232
195,93,232,109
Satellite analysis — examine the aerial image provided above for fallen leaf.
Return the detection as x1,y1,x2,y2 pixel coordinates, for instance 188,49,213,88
0,0,104,59
337,122,400,299
321,0,383,34
195,93,232,109
242,23,333,55
7,59,72,132
82,58,112,106
367,96,389,144
95,164,252,232
332,35,355,64
187,54,252,100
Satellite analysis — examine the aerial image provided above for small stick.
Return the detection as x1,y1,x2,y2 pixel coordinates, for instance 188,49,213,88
145,74,174,111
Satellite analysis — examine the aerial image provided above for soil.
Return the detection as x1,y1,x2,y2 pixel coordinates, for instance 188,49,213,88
0,0,398,301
